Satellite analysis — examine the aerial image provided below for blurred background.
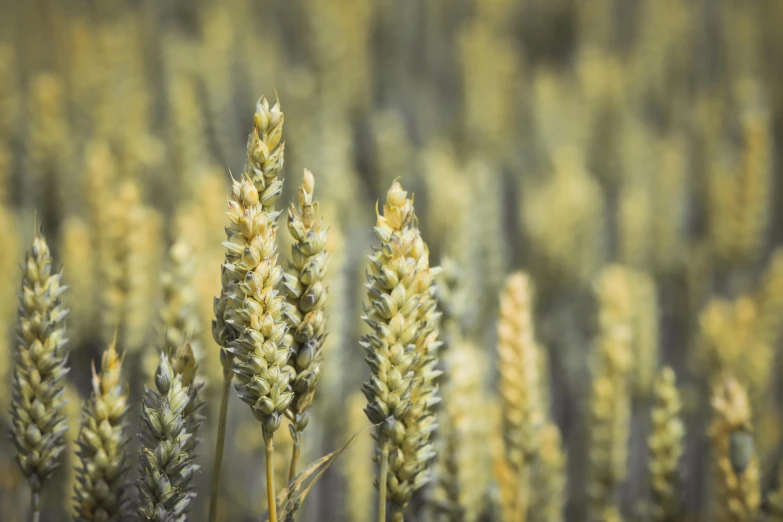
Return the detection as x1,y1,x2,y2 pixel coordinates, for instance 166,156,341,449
0,0,782,520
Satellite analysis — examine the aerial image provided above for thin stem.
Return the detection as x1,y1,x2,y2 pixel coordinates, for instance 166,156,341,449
378,439,390,522
30,486,40,522
208,365,233,522
266,433,278,522
288,431,301,483
391,509,404,522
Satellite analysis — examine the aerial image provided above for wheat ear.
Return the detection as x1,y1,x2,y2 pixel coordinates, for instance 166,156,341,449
387,189,442,520
497,272,543,521
73,339,130,521
587,266,633,520
136,352,200,521
361,182,421,522
648,367,684,522
214,96,289,522
709,376,759,522
283,169,328,480
9,230,70,522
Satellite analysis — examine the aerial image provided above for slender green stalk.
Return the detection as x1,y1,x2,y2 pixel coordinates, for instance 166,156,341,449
266,433,278,522
208,365,232,522
288,436,301,483
378,440,389,522
31,487,40,522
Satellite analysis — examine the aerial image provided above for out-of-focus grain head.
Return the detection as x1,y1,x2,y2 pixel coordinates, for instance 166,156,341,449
648,367,684,522
709,376,759,522
10,231,70,491
283,169,329,437
73,340,131,521
523,146,605,288
137,352,200,521
219,96,291,437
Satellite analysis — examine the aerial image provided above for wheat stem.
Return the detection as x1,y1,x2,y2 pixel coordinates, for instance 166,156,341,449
288,435,301,483
265,432,278,522
378,440,390,522
30,487,40,522
208,365,232,522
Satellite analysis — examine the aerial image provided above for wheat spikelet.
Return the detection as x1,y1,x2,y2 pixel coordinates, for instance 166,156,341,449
73,340,130,521
283,169,328,446
528,422,567,522
497,272,543,514
60,217,94,349
648,367,684,522
587,266,634,519
10,231,70,499
345,393,374,522
709,377,760,522
137,352,200,521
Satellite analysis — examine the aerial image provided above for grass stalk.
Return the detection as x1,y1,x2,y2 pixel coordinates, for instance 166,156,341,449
266,432,278,522
208,364,232,522
288,434,301,483
30,487,40,522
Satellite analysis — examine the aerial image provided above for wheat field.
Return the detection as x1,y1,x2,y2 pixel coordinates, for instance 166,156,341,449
0,0,782,521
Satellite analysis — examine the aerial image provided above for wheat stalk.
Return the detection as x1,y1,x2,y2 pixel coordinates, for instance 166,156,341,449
283,169,329,480
73,339,130,521
212,96,289,522
9,231,70,522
